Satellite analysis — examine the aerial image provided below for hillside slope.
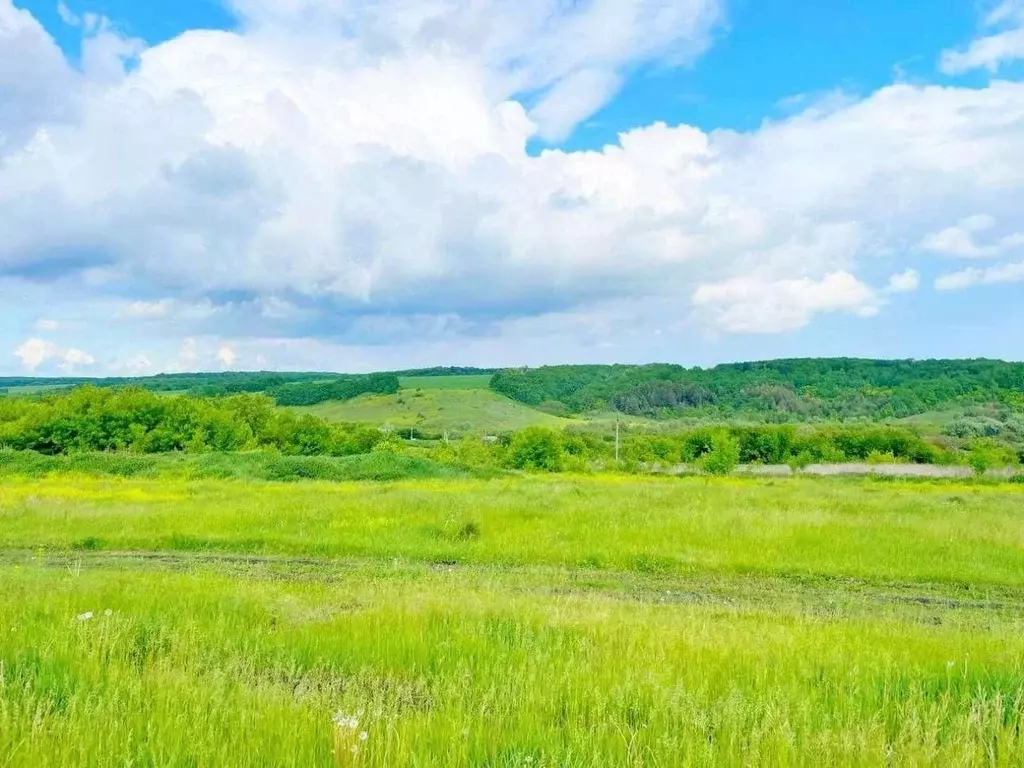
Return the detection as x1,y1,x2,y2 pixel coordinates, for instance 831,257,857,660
298,388,570,434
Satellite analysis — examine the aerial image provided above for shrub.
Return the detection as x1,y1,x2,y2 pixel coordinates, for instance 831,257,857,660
507,427,564,472
944,417,1003,439
967,438,1020,476
866,450,900,465
700,433,740,476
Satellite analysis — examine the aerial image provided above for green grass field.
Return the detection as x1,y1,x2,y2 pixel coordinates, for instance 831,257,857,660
1,472,1023,765
398,374,495,390
300,388,570,434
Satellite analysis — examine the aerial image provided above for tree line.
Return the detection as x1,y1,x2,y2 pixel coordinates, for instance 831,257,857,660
435,424,1021,475
490,358,1024,419
0,371,398,408
0,387,384,456
3,387,1018,476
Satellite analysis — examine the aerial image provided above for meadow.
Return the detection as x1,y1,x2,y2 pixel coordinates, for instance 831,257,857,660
300,387,569,434
397,374,495,390
1,471,1023,766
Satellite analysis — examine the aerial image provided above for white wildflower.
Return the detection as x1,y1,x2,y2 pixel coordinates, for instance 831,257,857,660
358,731,368,741
104,609,113,617
350,745,359,755
77,611,94,622
332,711,359,730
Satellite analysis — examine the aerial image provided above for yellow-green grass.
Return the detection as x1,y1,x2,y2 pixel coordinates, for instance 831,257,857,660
2,475,1023,585
3,557,1023,767
298,388,571,434
398,374,494,390
892,408,970,432
2,474,1024,766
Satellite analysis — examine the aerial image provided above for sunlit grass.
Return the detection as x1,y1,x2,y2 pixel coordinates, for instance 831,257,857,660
397,374,495,390
299,388,571,434
2,475,1023,585
1,473,1023,765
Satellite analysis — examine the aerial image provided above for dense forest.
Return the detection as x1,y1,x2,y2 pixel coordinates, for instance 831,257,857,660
0,371,398,407
490,359,1024,420
270,374,399,405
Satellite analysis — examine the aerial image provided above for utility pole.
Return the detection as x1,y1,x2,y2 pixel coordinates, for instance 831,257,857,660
615,415,620,463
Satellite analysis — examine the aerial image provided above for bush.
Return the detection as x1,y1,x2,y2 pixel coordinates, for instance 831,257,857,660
787,450,815,471
507,427,564,472
967,438,1021,476
866,450,901,465
944,417,1003,439
700,433,740,476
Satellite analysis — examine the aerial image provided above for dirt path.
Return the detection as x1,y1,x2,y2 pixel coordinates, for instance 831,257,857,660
4,547,1021,621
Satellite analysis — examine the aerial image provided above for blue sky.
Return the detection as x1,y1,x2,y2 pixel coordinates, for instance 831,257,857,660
18,0,992,139
2,0,1024,374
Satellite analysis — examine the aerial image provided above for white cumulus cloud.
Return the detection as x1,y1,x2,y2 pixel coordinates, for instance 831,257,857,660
935,261,1024,291
886,269,921,294
691,271,880,335
217,344,238,368
14,338,95,372
920,215,1024,258
1,0,1024,368
941,0,1024,74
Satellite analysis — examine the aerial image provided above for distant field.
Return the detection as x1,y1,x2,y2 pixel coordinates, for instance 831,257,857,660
299,388,570,434
1,474,1023,765
892,408,967,431
1,384,69,395
399,374,493,390
308,374,659,434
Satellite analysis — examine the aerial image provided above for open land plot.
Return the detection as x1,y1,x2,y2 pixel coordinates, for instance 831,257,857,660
1,474,1023,766
397,374,496,390
300,388,571,434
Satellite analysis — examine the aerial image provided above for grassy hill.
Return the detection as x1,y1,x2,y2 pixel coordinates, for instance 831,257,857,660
299,387,569,435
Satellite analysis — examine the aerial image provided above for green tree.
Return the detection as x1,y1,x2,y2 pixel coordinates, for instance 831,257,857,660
507,427,564,472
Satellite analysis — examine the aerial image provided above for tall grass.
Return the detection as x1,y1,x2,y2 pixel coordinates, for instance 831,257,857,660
1,562,1022,766
0,449,475,483
2,474,1023,586
1,474,1022,765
